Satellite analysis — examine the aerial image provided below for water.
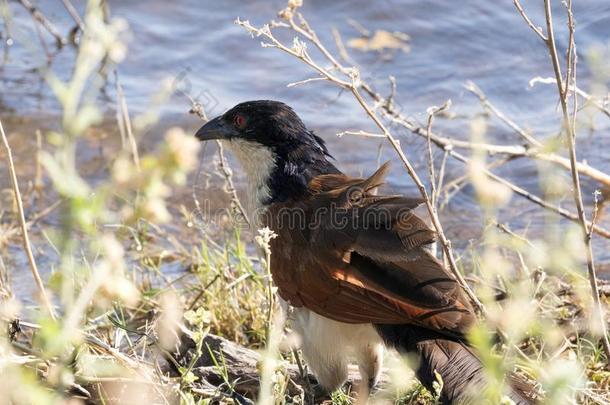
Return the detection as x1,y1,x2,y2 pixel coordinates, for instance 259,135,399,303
1,0,610,300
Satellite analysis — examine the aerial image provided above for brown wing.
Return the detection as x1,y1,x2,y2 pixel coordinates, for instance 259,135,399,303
267,162,475,337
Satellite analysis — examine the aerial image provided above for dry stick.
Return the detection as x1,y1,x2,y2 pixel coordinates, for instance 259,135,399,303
31,13,51,60
530,77,610,119
425,100,452,209
60,0,84,31
215,141,251,227
0,119,55,319
545,0,610,365
431,131,610,188
435,149,449,207
34,130,43,193
465,82,541,147
514,0,610,363
17,0,65,47
115,71,140,169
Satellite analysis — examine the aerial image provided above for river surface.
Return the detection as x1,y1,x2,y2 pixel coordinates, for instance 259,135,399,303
1,0,610,302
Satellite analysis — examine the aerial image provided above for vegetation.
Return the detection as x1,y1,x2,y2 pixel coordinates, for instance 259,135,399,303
1,0,610,404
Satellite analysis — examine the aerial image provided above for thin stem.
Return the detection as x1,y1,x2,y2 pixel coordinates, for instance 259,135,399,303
542,0,610,364
17,0,65,47
0,119,55,319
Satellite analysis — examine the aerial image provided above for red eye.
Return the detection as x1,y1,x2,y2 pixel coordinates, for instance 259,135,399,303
234,114,246,129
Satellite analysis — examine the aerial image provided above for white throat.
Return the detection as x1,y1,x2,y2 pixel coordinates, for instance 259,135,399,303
222,139,275,218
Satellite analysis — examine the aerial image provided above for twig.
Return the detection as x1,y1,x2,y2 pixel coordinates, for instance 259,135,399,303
286,76,327,87
521,0,610,364
336,130,385,138
31,12,51,60
215,141,251,227
331,27,357,66
115,71,140,169
464,82,541,147
425,100,452,209
529,76,610,119
513,0,547,41
0,119,55,319
436,149,449,207
186,93,250,227
17,0,65,47
60,0,84,31
588,190,602,240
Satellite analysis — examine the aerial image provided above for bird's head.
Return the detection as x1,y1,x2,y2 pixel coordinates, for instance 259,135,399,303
195,100,328,155
195,100,337,206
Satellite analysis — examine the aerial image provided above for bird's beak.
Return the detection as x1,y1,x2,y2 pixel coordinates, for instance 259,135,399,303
195,116,234,141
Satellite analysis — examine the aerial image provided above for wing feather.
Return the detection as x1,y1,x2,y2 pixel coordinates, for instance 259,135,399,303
267,162,476,336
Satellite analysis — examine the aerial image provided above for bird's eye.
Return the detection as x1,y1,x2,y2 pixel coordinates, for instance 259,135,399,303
233,114,246,129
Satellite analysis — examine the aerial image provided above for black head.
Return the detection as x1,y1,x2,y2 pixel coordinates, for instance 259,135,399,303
195,100,331,158
195,100,339,203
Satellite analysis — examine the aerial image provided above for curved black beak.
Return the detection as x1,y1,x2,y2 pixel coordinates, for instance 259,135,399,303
195,116,234,141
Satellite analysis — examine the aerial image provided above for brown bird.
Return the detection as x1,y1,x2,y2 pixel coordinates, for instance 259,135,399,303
195,100,536,404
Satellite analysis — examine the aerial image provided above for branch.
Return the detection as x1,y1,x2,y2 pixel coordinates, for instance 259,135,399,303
0,119,55,319
513,0,547,41
539,0,610,365
464,81,541,147
530,76,610,119
17,0,65,47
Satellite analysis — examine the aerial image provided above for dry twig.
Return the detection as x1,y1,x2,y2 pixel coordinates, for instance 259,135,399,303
513,0,610,364
0,119,55,319
115,71,140,169
17,0,65,47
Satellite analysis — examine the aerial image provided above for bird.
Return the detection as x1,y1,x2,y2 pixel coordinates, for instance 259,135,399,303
194,100,537,404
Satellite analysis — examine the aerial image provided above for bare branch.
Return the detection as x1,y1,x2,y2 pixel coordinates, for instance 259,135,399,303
0,119,55,319
530,77,610,119
539,0,610,364
464,81,541,147
426,100,452,209
115,71,140,170
17,0,65,47
336,130,385,138
286,76,327,87
513,0,547,41
60,0,84,31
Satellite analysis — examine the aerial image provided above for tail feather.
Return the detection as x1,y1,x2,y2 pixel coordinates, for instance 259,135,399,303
375,324,537,404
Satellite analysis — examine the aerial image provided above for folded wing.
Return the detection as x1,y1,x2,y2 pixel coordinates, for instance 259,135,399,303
267,162,475,337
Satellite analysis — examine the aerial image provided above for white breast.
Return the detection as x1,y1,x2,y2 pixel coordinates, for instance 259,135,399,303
222,138,275,221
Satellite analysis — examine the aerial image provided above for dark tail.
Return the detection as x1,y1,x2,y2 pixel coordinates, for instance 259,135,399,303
375,324,538,404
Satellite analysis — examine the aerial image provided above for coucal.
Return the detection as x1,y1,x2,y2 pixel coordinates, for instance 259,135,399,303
195,100,536,404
